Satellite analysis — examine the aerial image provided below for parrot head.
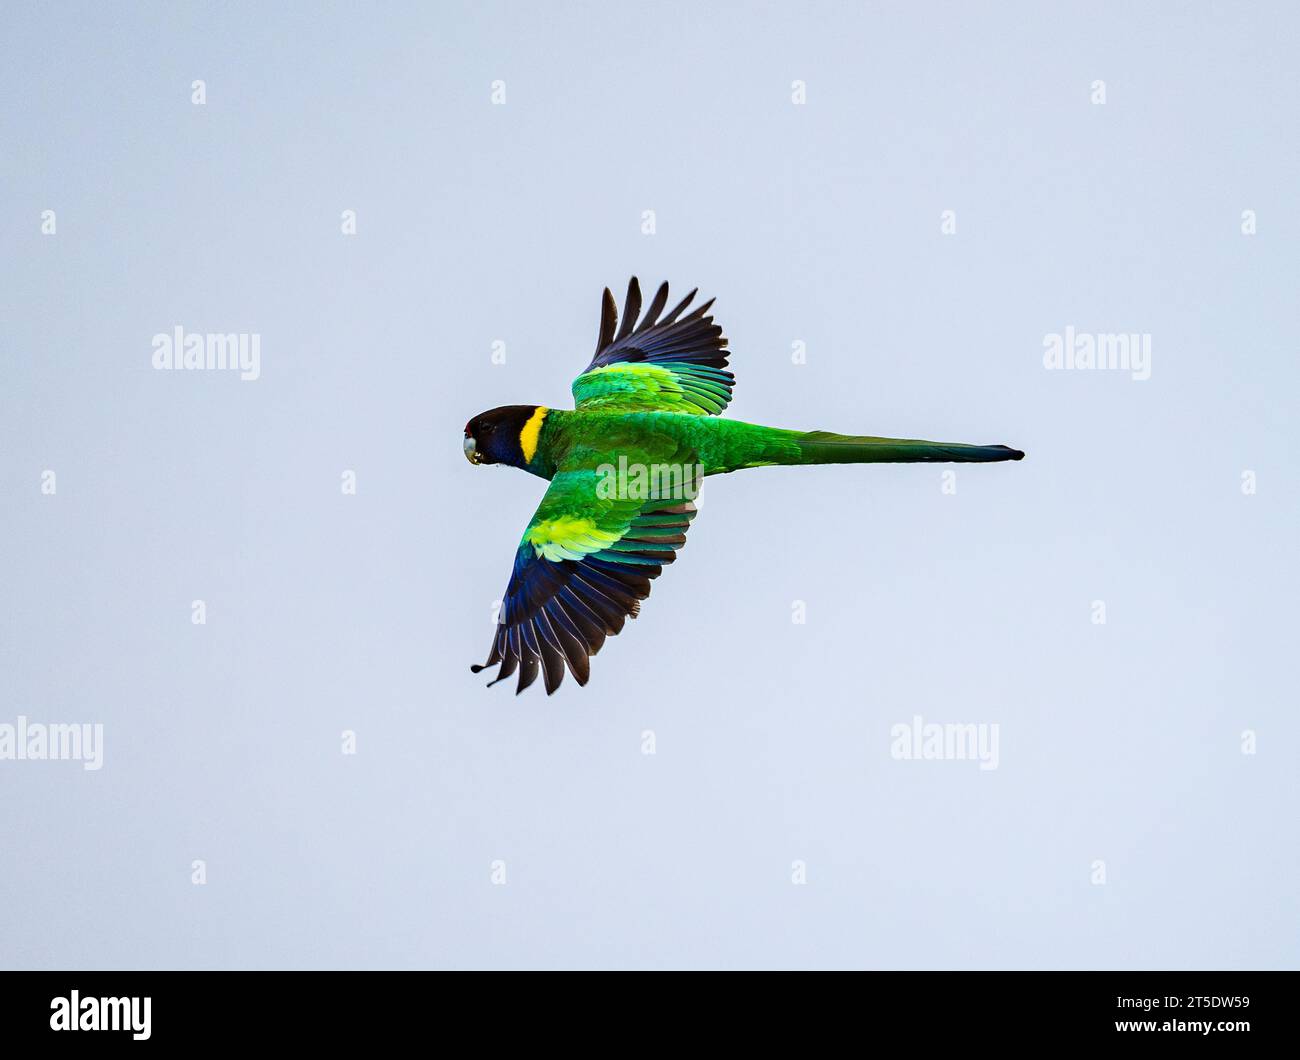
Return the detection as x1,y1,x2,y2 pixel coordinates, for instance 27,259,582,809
463,405,544,468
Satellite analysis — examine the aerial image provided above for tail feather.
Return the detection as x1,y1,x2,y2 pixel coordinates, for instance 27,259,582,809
796,430,1024,465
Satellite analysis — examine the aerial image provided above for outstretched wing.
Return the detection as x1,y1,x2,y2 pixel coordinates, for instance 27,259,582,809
472,462,700,694
570,278,735,415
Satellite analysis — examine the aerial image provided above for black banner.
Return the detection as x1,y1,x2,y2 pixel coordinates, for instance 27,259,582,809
0,970,1290,1046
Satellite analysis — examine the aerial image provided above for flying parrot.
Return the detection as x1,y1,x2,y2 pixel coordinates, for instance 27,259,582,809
464,279,1023,694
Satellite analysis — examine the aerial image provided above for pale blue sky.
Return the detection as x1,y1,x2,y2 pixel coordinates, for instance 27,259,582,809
1,1,1297,968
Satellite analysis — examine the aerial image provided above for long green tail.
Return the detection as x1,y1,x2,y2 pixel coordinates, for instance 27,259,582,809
793,430,1024,465
698,420,1024,473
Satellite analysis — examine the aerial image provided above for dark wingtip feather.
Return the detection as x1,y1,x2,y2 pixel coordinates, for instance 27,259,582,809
660,287,698,325
640,282,669,330
515,650,540,694
596,287,618,353
614,278,641,342
486,648,518,687
682,297,716,322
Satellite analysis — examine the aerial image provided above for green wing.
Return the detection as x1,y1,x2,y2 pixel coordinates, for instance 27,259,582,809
472,455,701,695
570,278,735,415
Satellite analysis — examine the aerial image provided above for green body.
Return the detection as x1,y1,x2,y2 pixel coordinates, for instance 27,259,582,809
526,409,1020,481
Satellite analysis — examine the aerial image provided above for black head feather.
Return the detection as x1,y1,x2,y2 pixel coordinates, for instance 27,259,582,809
464,405,539,468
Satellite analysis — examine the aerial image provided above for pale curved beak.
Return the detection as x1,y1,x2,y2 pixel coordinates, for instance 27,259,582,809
463,436,480,464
